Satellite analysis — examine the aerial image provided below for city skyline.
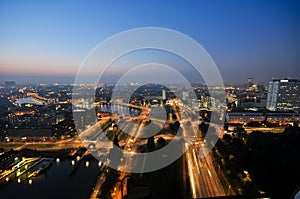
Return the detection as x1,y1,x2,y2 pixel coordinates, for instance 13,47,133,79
1,0,300,84
1,76,300,198
1,1,300,199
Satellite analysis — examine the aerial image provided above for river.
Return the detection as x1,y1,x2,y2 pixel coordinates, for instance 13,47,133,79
0,159,101,199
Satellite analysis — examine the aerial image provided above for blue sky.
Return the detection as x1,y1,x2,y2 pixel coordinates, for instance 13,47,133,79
0,0,299,84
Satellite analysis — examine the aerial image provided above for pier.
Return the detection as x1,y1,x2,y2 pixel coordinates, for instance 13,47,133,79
68,148,88,177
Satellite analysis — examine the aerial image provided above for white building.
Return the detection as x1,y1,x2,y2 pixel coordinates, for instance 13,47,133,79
162,90,166,100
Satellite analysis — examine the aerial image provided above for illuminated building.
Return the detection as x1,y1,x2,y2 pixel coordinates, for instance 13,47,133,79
73,109,86,131
162,89,166,100
267,79,300,111
226,111,300,123
182,91,189,101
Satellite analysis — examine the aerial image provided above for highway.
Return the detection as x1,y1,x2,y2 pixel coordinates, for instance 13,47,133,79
177,96,234,199
182,121,227,198
110,101,231,198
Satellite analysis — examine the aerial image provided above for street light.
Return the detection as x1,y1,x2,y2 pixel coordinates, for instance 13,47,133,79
227,185,231,195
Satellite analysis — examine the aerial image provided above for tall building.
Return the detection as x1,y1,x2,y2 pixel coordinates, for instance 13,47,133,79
162,90,166,100
182,91,189,101
247,77,254,88
267,79,300,111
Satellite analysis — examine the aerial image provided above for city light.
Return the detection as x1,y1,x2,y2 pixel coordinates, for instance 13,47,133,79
0,2,299,197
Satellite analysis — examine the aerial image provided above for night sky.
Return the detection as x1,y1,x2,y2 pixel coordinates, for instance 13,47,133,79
0,0,299,84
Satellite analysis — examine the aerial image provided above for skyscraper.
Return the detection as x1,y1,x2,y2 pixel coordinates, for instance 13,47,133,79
247,77,254,88
266,79,300,111
162,89,166,100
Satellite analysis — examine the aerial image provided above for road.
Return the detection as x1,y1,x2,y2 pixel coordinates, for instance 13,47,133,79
114,101,230,198
7,136,83,151
182,122,227,198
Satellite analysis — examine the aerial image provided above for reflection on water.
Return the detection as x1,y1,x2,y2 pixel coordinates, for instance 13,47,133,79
99,103,140,116
0,159,100,199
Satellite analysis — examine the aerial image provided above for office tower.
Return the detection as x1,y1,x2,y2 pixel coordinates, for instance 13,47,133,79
267,79,300,111
247,77,254,87
182,91,189,101
162,89,166,100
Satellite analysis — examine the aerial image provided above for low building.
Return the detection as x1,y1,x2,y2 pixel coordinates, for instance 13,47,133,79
7,128,53,141
226,112,265,123
226,111,300,124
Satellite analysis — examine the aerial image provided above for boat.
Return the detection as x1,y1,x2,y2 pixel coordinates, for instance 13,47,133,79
29,158,53,177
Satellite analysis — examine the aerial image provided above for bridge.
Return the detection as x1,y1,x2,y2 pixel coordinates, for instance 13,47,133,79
27,93,52,105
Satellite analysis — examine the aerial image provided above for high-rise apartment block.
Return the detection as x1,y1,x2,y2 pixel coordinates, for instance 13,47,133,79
267,79,300,111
